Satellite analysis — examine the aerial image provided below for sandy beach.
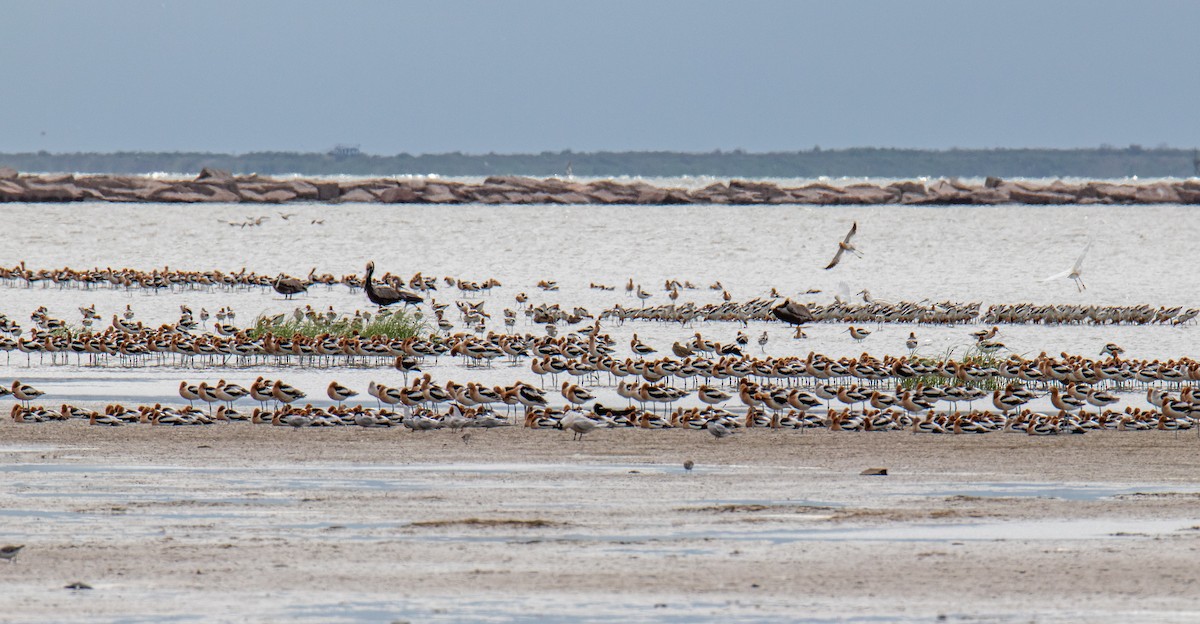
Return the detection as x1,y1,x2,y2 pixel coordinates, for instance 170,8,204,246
2,421,1200,622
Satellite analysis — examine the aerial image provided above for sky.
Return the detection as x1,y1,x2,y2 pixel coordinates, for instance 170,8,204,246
2,0,1198,155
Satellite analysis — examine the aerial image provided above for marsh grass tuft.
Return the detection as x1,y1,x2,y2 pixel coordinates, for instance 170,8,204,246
246,307,427,340
901,344,1009,391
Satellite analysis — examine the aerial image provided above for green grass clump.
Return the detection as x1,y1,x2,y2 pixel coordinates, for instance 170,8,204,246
900,344,1009,391
246,308,427,340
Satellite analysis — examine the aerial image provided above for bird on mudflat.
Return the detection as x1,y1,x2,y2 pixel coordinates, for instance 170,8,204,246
706,421,733,439
364,261,424,307
824,221,863,270
0,545,23,563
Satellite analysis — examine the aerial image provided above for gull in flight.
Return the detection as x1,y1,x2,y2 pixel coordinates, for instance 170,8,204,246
1040,240,1093,291
824,222,862,270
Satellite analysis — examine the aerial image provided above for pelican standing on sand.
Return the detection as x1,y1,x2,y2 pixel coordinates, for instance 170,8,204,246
364,261,424,307
824,221,862,270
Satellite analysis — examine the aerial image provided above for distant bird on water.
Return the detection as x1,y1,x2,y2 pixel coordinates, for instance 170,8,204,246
1040,240,1093,292
364,261,424,307
824,221,863,270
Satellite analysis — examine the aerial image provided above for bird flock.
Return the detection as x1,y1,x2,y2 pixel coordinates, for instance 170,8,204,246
1,246,1197,441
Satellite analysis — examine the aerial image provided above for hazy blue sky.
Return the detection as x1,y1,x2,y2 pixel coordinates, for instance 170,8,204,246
3,1,1198,154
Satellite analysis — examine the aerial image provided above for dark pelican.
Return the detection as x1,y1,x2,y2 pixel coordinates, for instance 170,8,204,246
272,274,309,299
771,299,814,326
364,261,424,307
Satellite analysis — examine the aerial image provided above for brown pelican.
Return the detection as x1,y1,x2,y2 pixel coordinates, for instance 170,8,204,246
364,261,424,307
771,299,814,326
272,274,309,299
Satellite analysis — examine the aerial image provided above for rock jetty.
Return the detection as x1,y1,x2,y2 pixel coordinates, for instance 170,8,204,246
1,167,1198,205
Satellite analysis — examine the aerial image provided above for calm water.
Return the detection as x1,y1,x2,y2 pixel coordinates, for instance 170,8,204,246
0,198,1195,405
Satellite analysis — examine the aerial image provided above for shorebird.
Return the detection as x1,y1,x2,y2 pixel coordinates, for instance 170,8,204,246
635,285,652,307
364,261,424,307
213,380,249,408
905,332,918,351
630,334,656,356
11,381,44,407
972,326,999,342
272,380,307,405
824,221,862,270
697,385,732,405
1100,343,1124,358
0,544,23,563
561,382,595,406
1040,240,1093,291
847,326,872,342
178,381,200,407
327,381,358,406
196,382,221,415
394,355,421,385
978,340,1005,354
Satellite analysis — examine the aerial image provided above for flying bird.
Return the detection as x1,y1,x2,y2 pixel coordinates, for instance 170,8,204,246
1040,240,1093,291
824,221,862,270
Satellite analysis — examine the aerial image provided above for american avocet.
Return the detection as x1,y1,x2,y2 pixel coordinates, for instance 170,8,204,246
11,381,44,407
327,381,358,406
272,380,307,405
847,326,872,342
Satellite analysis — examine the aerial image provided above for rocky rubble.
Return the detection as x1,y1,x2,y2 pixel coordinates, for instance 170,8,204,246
0,167,1197,205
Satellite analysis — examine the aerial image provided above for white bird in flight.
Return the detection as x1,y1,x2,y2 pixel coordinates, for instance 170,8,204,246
1040,240,1093,291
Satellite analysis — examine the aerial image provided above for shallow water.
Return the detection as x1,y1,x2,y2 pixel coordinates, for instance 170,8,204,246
0,201,1195,409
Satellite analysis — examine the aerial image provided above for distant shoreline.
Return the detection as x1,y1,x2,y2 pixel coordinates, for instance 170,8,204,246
1,146,1196,178
1,168,1197,205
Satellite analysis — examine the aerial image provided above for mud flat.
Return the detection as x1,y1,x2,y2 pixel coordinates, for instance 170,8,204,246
1,422,1199,622
3,167,1200,206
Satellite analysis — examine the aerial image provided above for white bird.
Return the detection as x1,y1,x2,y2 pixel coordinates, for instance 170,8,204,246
560,408,598,441
1040,240,1093,292
706,421,733,439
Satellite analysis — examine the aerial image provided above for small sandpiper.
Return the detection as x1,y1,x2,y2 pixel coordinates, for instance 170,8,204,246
0,544,24,563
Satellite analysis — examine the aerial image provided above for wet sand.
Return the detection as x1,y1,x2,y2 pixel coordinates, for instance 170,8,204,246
3,422,1200,622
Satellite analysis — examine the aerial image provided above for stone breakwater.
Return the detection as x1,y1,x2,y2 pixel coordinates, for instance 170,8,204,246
1,167,1198,205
